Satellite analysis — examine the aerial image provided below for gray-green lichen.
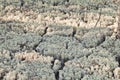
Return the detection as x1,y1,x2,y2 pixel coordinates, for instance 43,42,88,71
0,50,56,80
0,0,120,80
0,33,42,52
59,53,118,80
46,25,73,36
36,35,92,60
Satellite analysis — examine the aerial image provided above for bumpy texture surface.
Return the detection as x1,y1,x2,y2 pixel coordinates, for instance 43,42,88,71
0,0,120,80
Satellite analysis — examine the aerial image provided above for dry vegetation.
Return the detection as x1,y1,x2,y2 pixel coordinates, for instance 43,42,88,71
116,7,120,38
0,0,120,80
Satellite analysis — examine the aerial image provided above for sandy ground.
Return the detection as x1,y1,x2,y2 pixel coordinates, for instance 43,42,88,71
0,0,120,80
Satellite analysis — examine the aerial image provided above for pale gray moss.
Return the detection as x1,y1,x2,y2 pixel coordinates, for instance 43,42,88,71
69,0,118,11
0,33,42,52
75,27,89,39
0,0,22,7
115,39,120,48
81,73,110,80
91,47,113,58
0,0,119,12
0,0,117,11
15,61,56,80
0,21,48,36
46,25,73,36
100,36,116,55
52,59,61,73
0,0,120,79
100,37,115,49
81,31,105,48
36,35,92,60
112,39,120,57
0,0,68,8
41,0,65,6
59,67,87,80
0,50,56,80
78,27,113,48
59,55,118,80
0,21,26,35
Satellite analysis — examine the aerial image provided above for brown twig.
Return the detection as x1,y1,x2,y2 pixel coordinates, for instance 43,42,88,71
94,8,102,28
